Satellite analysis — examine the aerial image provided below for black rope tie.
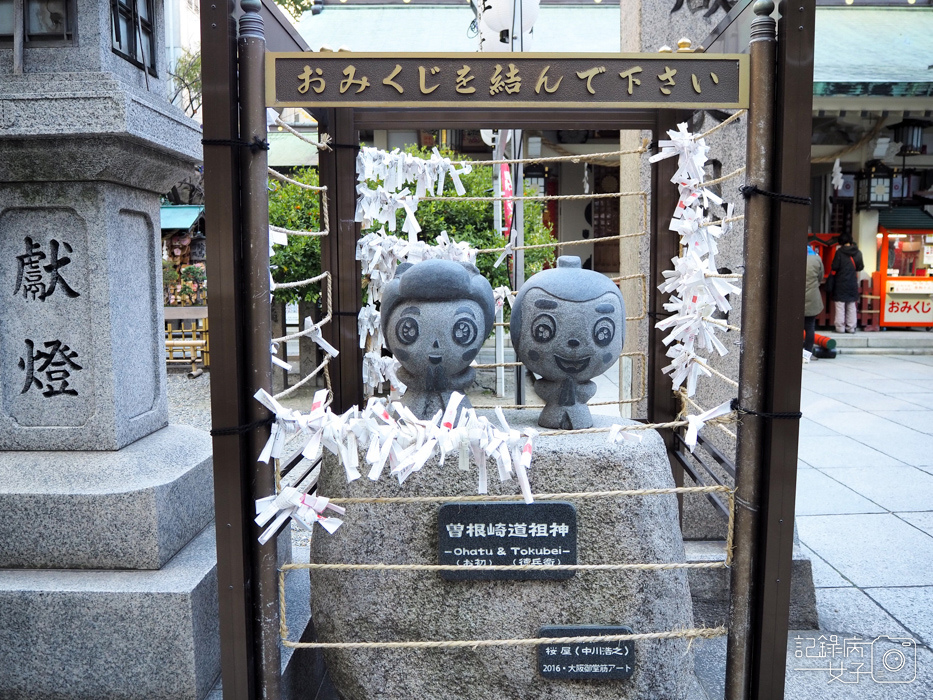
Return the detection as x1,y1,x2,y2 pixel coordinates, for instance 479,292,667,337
210,416,275,437
201,136,271,153
739,184,811,206
730,398,802,420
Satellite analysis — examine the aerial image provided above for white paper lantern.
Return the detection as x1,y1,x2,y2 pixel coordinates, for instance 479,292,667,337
479,20,509,51
480,0,540,34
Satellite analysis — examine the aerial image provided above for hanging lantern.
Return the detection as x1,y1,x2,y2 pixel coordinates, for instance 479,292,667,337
890,119,929,157
480,0,540,35
855,161,893,211
479,20,509,50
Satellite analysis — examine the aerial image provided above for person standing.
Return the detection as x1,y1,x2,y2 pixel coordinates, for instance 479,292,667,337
830,235,864,333
804,245,825,354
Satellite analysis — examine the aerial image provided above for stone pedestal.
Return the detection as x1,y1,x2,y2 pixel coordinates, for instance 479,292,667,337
311,412,705,700
0,522,220,700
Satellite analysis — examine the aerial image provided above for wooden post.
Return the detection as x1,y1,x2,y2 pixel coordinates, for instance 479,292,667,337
319,109,364,413
726,2,777,699
750,1,816,697
200,1,255,698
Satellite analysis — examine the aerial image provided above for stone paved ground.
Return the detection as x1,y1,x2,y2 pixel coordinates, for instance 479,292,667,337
695,352,933,699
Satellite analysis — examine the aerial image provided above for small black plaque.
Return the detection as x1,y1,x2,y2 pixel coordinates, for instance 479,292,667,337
437,501,576,581
538,626,636,680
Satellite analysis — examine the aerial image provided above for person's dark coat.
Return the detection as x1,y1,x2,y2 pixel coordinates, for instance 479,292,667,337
830,244,864,303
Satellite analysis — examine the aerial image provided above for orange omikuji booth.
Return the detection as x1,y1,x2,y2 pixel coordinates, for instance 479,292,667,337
872,209,933,329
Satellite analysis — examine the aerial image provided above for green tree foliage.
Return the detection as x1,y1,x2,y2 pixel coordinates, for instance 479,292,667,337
365,146,556,290
169,49,202,118
267,148,557,305
275,0,314,21
268,168,323,304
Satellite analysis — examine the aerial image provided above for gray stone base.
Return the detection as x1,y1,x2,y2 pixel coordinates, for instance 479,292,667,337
311,412,704,700
686,539,820,630
0,425,214,569
0,523,220,700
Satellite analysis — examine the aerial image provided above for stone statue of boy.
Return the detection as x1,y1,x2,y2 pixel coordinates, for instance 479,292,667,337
382,259,496,419
511,256,626,429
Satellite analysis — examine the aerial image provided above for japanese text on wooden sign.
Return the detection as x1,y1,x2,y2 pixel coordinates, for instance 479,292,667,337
266,53,749,110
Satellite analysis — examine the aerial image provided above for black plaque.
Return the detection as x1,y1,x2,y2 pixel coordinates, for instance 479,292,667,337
538,626,636,681
437,501,576,581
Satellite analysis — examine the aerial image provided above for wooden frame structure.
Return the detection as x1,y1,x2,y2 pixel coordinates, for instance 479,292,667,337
199,1,815,699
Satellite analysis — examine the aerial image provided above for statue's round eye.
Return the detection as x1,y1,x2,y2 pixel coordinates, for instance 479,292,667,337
451,317,478,346
395,317,419,345
593,317,615,347
531,314,556,343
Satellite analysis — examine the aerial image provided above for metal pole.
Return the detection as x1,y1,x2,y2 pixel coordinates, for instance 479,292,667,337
493,139,505,397
513,130,525,406
725,2,776,699
238,2,281,698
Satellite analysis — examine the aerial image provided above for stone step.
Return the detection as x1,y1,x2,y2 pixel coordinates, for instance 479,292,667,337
0,523,220,700
684,539,818,630
820,330,933,355
0,424,214,570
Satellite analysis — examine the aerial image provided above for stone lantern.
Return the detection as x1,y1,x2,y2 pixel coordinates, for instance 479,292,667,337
0,3,216,699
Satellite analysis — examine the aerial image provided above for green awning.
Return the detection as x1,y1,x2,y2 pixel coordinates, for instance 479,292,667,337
160,205,204,231
879,208,933,232
814,7,933,90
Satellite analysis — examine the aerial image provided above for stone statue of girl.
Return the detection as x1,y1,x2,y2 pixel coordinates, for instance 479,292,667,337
382,259,496,419
510,256,626,429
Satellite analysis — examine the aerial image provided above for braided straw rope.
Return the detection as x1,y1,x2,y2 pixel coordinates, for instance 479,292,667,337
703,166,746,188
695,110,746,140
273,118,332,151
280,626,728,650
268,167,327,191
324,484,731,506
474,231,644,256
699,214,744,229
271,224,327,238
450,144,649,169
271,270,329,292
421,190,645,204
283,561,726,573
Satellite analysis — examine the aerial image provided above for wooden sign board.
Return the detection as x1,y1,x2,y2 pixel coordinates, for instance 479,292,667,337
267,52,749,110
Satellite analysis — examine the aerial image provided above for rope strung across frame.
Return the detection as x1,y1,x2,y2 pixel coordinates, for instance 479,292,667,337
695,109,746,140
280,626,729,651
273,117,332,151
322,484,732,505
202,136,270,152
739,184,812,206
282,561,727,573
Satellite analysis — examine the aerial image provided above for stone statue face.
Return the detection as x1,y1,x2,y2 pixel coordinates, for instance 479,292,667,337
386,299,486,388
516,288,624,383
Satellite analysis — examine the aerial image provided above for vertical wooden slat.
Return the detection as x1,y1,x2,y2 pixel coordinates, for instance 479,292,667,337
200,2,255,699
649,108,692,516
